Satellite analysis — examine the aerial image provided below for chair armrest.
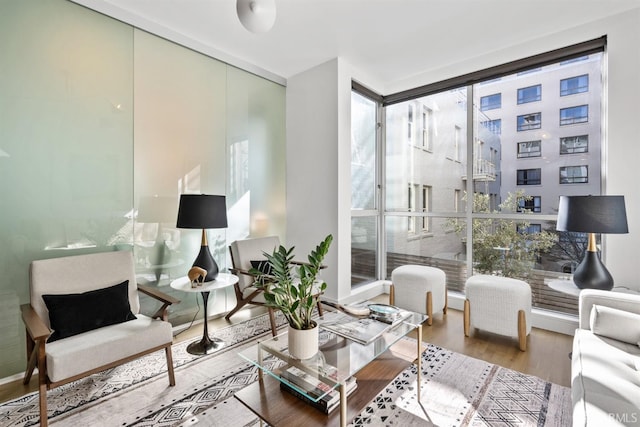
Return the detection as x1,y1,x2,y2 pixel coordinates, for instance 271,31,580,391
291,260,327,269
579,289,640,330
20,304,51,341
137,284,181,321
229,267,258,278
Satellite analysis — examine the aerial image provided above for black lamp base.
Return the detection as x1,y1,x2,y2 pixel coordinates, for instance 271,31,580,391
193,245,219,282
573,250,613,290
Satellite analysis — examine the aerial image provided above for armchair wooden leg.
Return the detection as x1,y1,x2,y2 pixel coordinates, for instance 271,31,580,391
39,381,48,427
24,335,37,385
426,291,433,326
463,299,470,337
518,309,527,352
389,284,395,305
37,340,48,427
443,288,448,315
165,345,176,386
225,300,249,321
316,301,324,316
267,308,277,336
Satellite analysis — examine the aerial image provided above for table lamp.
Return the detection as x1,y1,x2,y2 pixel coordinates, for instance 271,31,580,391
176,194,228,282
556,195,628,290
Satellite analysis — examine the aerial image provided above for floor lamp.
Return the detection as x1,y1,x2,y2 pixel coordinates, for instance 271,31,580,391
556,195,628,290
176,194,228,282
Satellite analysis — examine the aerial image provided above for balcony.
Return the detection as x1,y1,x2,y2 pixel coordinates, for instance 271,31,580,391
461,159,496,181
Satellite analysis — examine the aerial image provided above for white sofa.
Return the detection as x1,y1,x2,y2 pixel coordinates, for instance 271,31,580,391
572,289,640,426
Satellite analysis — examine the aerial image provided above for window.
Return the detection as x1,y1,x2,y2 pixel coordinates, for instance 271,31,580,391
517,84,541,104
481,119,501,134
358,39,604,317
480,93,501,111
560,135,588,154
422,185,432,231
560,105,588,125
517,168,541,185
517,140,541,158
517,113,541,131
517,196,541,213
407,104,414,142
350,89,380,287
560,74,589,96
518,223,542,234
422,107,433,150
560,165,588,184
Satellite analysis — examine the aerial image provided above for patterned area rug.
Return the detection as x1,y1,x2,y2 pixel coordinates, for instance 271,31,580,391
0,313,571,427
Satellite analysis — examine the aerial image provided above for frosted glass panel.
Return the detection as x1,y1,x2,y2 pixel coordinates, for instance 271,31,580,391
133,30,228,322
226,66,286,243
0,0,134,377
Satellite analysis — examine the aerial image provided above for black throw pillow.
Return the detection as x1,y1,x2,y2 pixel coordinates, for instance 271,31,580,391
43,280,137,342
250,260,273,276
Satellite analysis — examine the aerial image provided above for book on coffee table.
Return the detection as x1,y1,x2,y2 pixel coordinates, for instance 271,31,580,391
279,366,357,414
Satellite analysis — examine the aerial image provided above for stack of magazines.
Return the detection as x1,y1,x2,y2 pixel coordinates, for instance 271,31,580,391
279,366,357,414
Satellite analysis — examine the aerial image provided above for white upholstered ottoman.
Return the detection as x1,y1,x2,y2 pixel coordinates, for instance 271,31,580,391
390,265,447,326
463,274,532,351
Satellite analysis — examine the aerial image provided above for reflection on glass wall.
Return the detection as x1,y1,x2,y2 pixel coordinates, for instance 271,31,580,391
0,0,134,377
133,30,228,322
226,66,287,244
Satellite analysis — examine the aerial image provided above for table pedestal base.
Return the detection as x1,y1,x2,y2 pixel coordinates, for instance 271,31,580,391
187,335,225,355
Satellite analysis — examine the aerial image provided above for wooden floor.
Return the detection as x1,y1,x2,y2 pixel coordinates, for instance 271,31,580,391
0,295,573,406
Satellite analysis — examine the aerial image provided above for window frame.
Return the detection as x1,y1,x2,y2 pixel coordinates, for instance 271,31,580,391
517,140,542,158
517,168,542,185
560,135,589,154
560,74,589,96
517,84,542,104
560,105,588,125
517,112,542,131
559,165,589,184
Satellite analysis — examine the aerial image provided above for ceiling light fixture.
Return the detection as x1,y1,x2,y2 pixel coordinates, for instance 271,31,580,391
236,0,276,33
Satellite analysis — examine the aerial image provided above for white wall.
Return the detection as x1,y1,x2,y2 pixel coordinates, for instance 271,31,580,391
285,59,344,300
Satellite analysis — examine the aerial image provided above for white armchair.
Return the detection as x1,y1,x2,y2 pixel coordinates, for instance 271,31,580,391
21,251,179,426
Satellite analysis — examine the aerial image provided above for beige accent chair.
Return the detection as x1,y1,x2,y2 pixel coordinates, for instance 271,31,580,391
227,236,324,336
390,265,447,326
463,274,532,351
21,251,179,426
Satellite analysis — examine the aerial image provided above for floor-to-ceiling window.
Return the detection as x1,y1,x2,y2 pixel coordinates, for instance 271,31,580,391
351,90,381,287
352,38,606,316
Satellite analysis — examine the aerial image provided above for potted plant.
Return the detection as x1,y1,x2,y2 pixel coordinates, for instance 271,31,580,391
252,234,333,359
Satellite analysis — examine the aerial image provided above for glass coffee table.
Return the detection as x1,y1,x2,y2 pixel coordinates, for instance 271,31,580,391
235,310,427,427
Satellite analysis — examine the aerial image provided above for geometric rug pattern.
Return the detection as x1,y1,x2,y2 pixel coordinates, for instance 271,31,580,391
0,311,572,427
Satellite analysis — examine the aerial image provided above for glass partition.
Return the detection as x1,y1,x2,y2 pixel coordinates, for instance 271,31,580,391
0,0,134,378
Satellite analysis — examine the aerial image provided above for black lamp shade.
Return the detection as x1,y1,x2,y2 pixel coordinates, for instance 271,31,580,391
176,195,228,229
556,195,628,233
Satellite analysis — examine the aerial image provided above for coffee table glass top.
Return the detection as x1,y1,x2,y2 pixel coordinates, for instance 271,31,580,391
238,310,426,403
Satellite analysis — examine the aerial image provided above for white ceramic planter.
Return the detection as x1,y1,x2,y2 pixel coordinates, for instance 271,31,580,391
288,322,319,360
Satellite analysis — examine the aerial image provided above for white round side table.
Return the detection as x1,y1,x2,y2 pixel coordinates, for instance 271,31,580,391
170,272,239,355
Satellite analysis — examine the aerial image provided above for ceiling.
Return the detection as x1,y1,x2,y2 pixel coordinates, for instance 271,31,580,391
81,0,639,90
